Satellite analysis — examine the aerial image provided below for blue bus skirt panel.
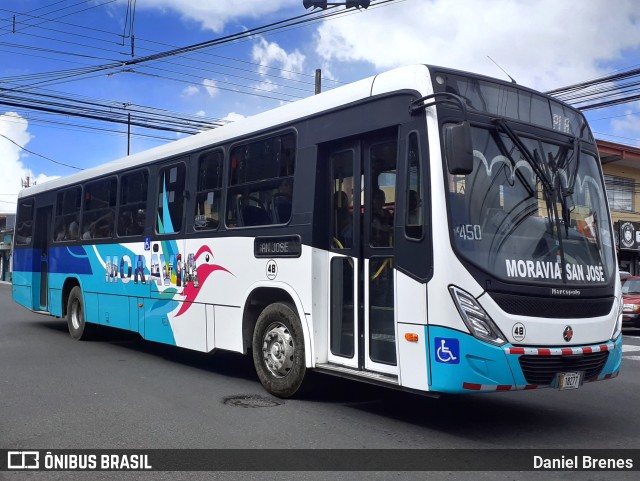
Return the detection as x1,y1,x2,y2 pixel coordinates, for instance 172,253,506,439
427,326,517,393
12,283,32,310
12,248,38,310
427,326,622,393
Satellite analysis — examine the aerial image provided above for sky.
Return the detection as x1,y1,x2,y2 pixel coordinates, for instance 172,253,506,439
1,0,639,213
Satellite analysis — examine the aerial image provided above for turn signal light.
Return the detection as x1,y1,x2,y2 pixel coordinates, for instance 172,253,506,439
405,333,419,342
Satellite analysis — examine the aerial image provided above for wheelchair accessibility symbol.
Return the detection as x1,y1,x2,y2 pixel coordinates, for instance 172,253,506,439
434,337,460,364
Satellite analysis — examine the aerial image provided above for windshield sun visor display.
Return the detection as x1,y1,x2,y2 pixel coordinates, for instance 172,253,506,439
446,126,614,287
432,70,592,141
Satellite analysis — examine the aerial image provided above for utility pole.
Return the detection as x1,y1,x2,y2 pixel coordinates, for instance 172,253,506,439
315,69,322,94
127,112,131,155
21,176,35,188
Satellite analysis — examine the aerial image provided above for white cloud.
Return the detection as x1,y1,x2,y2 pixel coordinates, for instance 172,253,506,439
0,112,58,213
202,78,219,97
195,110,206,117
133,0,300,33
182,85,199,96
250,38,306,95
611,102,640,144
315,0,640,91
252,38,306,81
222,112,246,123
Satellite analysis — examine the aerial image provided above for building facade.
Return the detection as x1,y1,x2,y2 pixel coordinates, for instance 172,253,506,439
0,213,14,282
598,139,640,275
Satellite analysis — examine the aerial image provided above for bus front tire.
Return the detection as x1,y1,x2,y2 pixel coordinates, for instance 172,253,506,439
252,302,306,398
66,286,94,340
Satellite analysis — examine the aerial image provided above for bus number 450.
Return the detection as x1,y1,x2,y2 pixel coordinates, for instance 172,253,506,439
455,224,482,241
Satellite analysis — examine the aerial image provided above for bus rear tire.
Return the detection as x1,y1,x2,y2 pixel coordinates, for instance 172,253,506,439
252,302,306,398
67,286,94,340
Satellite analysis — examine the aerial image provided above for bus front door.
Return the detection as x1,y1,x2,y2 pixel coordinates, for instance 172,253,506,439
326,134,399,376
34,206,52,311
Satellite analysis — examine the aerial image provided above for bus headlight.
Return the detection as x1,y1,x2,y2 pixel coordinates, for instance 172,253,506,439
611,298,623,341
449,286,506,346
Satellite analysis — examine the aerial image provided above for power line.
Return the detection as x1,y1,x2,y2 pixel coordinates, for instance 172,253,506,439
0,1,404,145
0,0,118,40
1,1,401,94
548,63,640,113
0,132,83,170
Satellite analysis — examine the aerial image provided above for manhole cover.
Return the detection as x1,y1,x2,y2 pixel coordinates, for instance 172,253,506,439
223,395,282,408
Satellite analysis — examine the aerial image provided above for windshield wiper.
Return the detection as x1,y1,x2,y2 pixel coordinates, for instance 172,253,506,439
491,129,535,198
493,118,568,282
554,138,581,237
492,118,554,193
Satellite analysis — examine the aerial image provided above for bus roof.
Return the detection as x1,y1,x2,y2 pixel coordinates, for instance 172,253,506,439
19,64,433,198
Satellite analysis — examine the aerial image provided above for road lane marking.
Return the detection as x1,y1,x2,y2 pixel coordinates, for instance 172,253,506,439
622,345,640,352
625,355,640,361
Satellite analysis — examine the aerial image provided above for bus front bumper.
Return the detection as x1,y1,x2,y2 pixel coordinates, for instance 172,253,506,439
427,326,622,393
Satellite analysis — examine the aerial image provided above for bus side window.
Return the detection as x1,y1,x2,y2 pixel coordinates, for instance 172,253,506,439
370,140,397,248
194,150,222,231
54,187,81,242
405,132,424,239
118,170,148,237
82,177,116,240
156,162,186,234
15,199,34,245
227,132,296,228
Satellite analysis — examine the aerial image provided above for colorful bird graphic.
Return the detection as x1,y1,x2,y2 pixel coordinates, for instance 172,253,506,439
175,245,232,317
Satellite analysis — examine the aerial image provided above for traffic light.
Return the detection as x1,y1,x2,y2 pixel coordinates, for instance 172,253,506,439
303,1,369,9
345,0,370,8
303,0,328,8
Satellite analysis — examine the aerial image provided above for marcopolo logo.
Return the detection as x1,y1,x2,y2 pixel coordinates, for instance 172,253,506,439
7,451,39,470
563,325,574,342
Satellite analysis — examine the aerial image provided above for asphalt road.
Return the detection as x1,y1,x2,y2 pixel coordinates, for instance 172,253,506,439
1,282,639,481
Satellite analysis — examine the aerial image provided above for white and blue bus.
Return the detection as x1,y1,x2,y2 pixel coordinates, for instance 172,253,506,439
12,65,622,397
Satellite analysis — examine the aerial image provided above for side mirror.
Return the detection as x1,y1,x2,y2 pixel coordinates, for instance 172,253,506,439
445,121,473,175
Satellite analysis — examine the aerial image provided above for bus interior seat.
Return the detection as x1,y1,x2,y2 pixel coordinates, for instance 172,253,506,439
239,204,271,226
272,193,292,223
119,210,133,235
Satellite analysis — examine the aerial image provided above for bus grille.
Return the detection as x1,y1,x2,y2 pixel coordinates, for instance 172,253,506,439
518,351,609,385
488,293,613,318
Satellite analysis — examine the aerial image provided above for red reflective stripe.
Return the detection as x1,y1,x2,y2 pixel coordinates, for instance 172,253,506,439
561,348,573,356
509,348,525,355
463,382,482,391
538,349,551,356
599,345,609,352
496,385,512,391
524,385,538,390
604,373,612,380
582,347,593,354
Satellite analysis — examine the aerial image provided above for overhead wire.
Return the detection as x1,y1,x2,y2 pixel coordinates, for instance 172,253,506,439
0,0,406,160
0,132,83,170
1,1,403,95
0,5,333,88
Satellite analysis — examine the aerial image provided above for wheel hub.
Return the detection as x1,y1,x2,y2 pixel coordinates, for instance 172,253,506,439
262,322,294,378
71,300,81,330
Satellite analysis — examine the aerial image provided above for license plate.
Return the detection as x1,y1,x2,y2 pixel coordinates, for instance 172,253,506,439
558,372,581,390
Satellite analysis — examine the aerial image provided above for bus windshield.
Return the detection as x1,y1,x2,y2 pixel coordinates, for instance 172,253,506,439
446,124,615,286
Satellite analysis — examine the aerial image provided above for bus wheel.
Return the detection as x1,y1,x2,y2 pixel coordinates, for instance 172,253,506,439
252,302,306,398
67,286,94,340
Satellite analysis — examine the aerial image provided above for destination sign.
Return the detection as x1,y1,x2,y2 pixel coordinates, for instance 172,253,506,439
254,235,302,258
